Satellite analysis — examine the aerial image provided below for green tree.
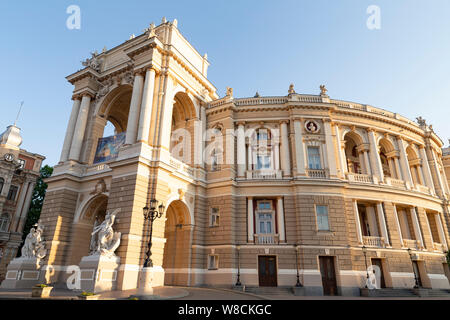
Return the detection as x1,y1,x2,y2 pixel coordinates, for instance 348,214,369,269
21,165,53,241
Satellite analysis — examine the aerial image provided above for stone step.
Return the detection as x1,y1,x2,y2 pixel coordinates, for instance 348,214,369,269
240,286,293,296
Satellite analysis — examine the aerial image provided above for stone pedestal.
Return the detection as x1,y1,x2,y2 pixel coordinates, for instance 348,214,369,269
0,257,43,289
79,255,120,293
132,266,165,299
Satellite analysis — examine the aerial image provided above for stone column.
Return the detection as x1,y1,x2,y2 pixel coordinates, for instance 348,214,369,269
16,182,35,233
418,146,435,193
410,208,424,249
60,97,81,163
394,157,402,180
247,142,252,171
274,142,280,171
323,120,338,178
10,181,30,232
125,72,145,145
137,68,156,143
393,205,404,247
276,197,286,242
280,121,291,176
363,150,371,175
397,137,413,187
436,213,448,249
236,122,246,177
368,129,384,182
201,106,207,168
416,164,425,186
353,200,363,244
335,125,346,178
69,94,92,162
387,158,396,179
247,198,254,242
376,202,390,246
293,119,306,176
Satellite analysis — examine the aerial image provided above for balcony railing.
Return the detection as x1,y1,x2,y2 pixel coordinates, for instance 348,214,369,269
403,239,420,250
254,234,279,244
169,157,194,176
362,236,385,248
248,170,282,180
385,177,406,189
347,173,374,184
306,169,328,179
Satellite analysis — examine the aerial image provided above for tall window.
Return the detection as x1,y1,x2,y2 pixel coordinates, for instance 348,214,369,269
316,205,330,231
208,255,219,270
7,186,19,201
0,178,4,194
0,214,10,232
256,155,271,170
307,147,322,169
256,201,274,234
210,208,220,227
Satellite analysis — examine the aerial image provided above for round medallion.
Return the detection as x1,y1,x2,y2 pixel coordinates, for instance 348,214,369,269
304,120,320,134
4,153,14,162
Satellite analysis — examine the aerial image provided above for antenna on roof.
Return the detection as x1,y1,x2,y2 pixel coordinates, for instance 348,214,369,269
14,101,24,126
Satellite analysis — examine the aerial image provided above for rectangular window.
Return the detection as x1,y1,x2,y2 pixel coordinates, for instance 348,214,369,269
7,186,19,201
208,255,219,270
307,147,322,169
316,205,330,231
256,155,271,170
210,208,220,227
256,200,274,234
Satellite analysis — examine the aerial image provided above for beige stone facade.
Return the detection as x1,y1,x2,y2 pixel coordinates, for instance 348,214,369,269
0,125,44,281
3,19,449,295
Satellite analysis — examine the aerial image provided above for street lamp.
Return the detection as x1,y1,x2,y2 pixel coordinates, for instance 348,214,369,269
294,244,303,287
235,245,242,286
407,248,420,289
142,199,165,268
362,246,369,288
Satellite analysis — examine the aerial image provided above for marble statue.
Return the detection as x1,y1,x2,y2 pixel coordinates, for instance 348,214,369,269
288,83,295,95
226,87,233,97
21,220,46,259
90,209,121,257
82,51,103,72
320,85,328,96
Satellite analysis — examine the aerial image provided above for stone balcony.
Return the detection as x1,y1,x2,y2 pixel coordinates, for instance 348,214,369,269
306,169,328,179
254,234,279,244
362,236,386,248
246,170,282,180
433,242,446,252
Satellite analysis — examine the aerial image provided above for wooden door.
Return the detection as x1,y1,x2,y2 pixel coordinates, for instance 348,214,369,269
371,258,386,288
258,256,277,287
319,256,337,296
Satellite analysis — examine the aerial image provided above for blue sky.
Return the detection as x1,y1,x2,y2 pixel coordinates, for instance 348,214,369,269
1,0,449,166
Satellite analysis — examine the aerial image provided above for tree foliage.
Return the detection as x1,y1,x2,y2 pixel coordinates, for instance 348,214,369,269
21,165,53,240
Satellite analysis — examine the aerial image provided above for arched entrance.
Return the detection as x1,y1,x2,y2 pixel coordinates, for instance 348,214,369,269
66,194,108,265
162,199,193,286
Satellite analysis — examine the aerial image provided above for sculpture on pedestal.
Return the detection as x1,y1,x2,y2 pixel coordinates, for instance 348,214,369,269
21,220,46,259
89,209,121,257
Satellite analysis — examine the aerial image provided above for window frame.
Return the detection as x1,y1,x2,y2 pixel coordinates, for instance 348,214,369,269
0,214,10,232
307,146,322,170
207,254,219,270
255,200,275,235
315,205,330,231
209,207,220,227
6,185,19,202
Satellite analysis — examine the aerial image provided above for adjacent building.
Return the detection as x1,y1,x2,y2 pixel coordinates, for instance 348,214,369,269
0,124,44,281
3,19,449,295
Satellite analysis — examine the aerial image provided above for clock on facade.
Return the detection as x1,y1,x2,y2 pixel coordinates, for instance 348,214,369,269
4,153,15,162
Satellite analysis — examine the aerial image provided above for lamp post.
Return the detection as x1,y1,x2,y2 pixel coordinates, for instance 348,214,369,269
142,199,165,268
407,248,420,289
362,246,369,288
294,244,303,287
235,245,242,286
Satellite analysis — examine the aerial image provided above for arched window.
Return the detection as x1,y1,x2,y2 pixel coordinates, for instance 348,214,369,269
0,214,10,232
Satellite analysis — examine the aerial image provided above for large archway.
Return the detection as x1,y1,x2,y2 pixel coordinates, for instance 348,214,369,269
91,85,132,164
65,194,108,265
162,199,193,286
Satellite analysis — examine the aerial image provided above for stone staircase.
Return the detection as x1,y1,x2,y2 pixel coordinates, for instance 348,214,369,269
237,286,294,296
361,288,450,298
